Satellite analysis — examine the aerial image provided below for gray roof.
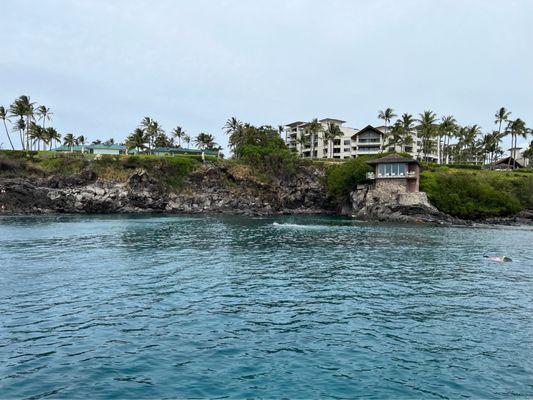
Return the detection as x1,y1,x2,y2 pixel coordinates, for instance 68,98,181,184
366,153,418,165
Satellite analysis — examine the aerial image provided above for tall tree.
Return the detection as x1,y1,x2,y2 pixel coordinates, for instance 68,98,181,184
37,105,53,129
9,98,29,149
125,128,148,153
417,111,438,161
0,106,15,149
46,127,61,150
183,134,191,149
378,108,397,150
63,133,77,152
172,126,185,147
77,135,86,153
305,118,323,159
194,132,217,150
439,115,457,164
506,118,529,168
323,122,343,159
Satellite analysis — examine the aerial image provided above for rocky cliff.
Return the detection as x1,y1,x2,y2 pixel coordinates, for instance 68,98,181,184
349,184,460,224
0,162,335,215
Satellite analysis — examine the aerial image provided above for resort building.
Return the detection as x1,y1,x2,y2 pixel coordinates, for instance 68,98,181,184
53,144,127,155
284,118,438,162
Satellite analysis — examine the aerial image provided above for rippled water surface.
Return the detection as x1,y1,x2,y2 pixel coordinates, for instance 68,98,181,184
1,215,532,399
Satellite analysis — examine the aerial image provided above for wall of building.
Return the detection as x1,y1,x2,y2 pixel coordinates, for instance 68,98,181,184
285,120,439,161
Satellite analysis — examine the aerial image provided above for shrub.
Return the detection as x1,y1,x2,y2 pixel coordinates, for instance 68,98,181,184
420,171,524,218
325,157,372,202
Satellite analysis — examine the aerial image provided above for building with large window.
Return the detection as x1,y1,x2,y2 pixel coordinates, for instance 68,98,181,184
284,118,438,162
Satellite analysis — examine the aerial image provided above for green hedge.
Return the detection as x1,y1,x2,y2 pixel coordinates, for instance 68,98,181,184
420,170,531,218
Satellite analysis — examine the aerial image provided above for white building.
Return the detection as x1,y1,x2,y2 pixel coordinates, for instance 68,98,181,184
284,118,438,162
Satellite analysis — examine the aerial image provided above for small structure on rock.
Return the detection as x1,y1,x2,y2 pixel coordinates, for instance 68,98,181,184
349,153,449,223
365,153,420,193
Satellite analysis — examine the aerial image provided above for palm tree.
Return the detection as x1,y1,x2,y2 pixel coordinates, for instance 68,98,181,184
28,122,46,150
417,111,438,161
323,122,343,159
295,131,309,158
305,118,323,159
63,133,77,152
12,118,26,150
37,105,53,129
77,135,86,153
194,132,216,150
18,96,35,150
125,128,148,153
439,115,457,164
171,126,185,147
0,106,15,149
378,108,397,149
506,118,529,168
46,127,61,150
494,107,511,137
183,134,191,149
9,98,29,149
278,125,286,142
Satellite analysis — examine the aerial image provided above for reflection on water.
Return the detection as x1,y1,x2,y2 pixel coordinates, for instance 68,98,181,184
1,215,532,398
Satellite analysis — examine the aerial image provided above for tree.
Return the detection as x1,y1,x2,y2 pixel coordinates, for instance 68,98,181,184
37,105,53,129
194,132,217,150
224,117,244,151
295,131,309,158
18,96,35,150
28,122,46,150
139,117,163,154
77,135,86,153
154,132,173,148
439,115,457,164
523,140,533,166
171,126,185,147
125,128,148,153
481,131,501,165
63,133,77,151
13,118,26,150
385,120,409,151
323,122,343,159
305,118,323,159
506,118,530,168
46,127,61,150
0,106,15,149
378,108,397,150
183,134,191,149
9,97,30,149
417,111,438,161
494,107,511,137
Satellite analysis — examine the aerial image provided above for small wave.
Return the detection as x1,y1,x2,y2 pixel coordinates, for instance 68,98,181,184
272,222,330,230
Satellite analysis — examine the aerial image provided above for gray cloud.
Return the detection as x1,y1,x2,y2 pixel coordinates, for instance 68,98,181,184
1,0,532,150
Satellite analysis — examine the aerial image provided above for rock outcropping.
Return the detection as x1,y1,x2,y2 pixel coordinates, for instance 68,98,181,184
0,163,334,215
349,184,457,224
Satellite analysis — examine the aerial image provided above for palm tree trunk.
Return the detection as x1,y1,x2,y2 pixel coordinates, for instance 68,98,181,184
3,120,15,150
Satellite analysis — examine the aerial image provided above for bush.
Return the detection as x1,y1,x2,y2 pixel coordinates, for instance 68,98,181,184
420,171,524,218
325,157,372,202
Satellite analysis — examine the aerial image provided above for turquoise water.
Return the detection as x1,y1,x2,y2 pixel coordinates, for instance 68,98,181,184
1,215,532,399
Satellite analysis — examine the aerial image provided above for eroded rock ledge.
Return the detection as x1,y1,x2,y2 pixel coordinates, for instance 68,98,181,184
0,163,335,215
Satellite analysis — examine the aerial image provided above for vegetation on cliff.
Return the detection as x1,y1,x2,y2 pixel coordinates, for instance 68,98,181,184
420,165,533,218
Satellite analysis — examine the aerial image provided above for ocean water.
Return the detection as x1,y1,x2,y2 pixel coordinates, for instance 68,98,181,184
0,215,532,399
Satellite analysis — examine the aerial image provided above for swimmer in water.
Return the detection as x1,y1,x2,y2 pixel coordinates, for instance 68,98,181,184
484,255,512,262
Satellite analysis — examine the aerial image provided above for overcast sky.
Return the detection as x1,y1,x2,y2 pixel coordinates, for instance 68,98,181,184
1,0,532,151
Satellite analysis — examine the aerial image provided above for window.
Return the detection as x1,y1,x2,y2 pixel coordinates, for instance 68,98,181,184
344,139,351,146
398,163,406,176
386,164,392,176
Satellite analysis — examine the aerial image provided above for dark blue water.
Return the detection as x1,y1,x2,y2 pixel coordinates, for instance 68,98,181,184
1,215,532,399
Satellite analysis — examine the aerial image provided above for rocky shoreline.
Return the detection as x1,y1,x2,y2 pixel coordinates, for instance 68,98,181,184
0,163,334,216
1,162,531,226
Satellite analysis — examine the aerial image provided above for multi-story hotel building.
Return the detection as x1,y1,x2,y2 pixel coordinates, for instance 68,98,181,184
284,118,438,162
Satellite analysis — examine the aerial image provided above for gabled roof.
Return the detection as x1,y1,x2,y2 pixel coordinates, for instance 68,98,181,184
319,118,346,124
351,125,384,138
494,156,523,168
285,121,306,128
366,153,418,165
